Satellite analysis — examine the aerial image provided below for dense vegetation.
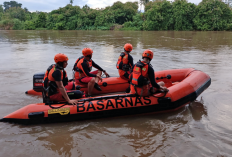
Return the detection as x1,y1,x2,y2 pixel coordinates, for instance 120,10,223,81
0,0,232,31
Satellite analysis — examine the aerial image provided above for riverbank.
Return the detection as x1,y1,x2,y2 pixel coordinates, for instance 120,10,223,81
1,0,232,31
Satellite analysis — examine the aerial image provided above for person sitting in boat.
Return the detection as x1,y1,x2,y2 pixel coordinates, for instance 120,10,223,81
73,48,110,97
116,43,134,80
130,49,168,96
116,43,134,93
43,53,84,105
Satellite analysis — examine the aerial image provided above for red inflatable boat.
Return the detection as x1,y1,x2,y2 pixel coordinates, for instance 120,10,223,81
0,68,211,124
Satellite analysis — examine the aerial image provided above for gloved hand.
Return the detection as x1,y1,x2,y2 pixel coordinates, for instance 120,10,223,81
103,71,110,78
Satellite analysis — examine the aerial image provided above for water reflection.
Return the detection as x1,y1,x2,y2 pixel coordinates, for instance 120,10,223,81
26,107,192,156
189,100,207,121
36,126,75,156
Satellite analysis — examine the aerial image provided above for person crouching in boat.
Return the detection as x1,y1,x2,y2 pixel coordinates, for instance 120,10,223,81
130,49,168,96
73,48,110,97
116,43,134,80
43,53,84,105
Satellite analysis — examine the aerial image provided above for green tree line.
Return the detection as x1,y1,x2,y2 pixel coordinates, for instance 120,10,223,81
0,0,232,31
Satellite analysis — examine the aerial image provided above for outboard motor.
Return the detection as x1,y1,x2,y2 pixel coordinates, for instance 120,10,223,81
33,72,45,92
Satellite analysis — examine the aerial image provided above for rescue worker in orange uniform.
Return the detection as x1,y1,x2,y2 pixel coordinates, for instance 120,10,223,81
116,43,134,80
43,53,84,105
130,50,168,96
73,48,110,97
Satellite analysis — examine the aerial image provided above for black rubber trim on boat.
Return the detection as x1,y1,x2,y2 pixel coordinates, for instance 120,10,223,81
28,112,44,119
195,78,211,97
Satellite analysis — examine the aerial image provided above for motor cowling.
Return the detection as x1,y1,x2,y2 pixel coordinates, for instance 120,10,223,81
33,72,45,92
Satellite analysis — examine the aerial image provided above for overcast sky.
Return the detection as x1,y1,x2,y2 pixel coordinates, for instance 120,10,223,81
1,0,202,12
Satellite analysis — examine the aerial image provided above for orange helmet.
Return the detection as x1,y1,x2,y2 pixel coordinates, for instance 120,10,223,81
142,49,153,60
82,48,93,57
54,53,69,63
124,43,133,52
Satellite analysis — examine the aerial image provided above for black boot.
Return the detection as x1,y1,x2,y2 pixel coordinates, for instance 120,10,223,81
76,85,81,90
94,83,102,91
86,94,92,98
125,86,130,93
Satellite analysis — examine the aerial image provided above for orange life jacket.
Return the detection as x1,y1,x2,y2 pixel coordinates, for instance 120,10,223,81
116,52,131,71
74,57,93,80
73,56,84,71
47,65,68,95
43,64,55,88
130,61,149,87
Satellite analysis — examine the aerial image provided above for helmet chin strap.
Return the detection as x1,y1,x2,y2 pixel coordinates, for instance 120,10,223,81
86,55,92,59
56,62,64,69
143,57,150,63
124,49,130,54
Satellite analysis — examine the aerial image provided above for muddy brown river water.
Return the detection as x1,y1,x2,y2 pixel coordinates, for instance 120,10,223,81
0,30,232,157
